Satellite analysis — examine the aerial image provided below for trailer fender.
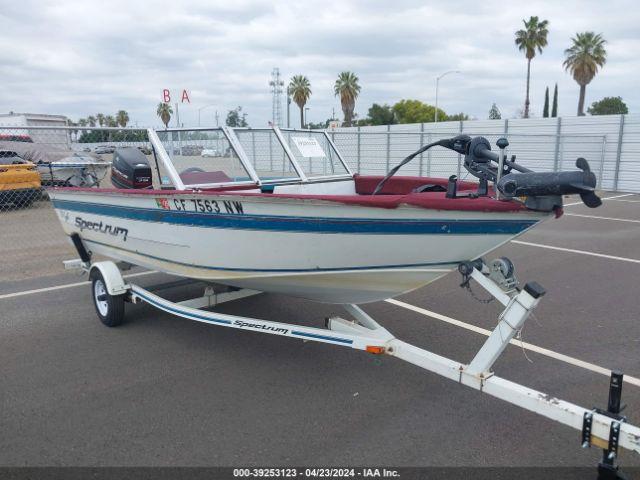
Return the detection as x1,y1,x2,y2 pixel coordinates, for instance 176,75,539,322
89,261,128,296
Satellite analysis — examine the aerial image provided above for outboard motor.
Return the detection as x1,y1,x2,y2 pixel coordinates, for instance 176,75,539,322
111,148,152,189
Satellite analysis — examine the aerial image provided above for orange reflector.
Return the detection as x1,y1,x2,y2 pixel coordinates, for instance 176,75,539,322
366,346,385,355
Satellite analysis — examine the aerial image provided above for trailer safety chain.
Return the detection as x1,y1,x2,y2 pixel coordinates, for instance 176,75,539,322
460,275,494,304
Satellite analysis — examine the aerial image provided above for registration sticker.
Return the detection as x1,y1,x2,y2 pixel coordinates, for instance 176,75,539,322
155,198,171,210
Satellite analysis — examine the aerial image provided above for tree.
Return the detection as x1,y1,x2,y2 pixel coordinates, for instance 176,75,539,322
514,16,549,119
226,106,248,127
551,83,558,117
392,99,446,124
543,87,550,117
365,103,396,125
446,113,469,121
104,115,117,127
156,103,173,128
489,103,502,120
87,115,97,127
96,113,105,127
587,96,628,115
116,110,129,128
288,75,312,128
564,32,607,116
334,72,361,127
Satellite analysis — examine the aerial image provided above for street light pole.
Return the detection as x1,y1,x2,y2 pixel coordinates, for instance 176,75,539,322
198,103,217,127
435,70,461,123
305,107,310,129
287,91,291,128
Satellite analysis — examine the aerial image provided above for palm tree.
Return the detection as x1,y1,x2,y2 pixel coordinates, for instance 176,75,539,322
156,103,173,128
288,75,312,128
563,32,607,116
96,113,105,127
105,115,117,127
87,115,97,127
334,71,361,127
515,16,549,118
116,110,129,128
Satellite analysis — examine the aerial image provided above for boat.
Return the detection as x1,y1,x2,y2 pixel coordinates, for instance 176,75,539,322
0,140,110,187
52,127,640,472
48,126,600,304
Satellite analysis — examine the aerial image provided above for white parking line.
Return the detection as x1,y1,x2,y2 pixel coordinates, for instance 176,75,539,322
564,213,640,224
512,240,640,264
608,199,640,203
0,270,156,300
386,298,640,388
563,193,635,206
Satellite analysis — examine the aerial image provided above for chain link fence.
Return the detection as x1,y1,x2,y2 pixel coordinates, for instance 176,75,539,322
0,125,610,283
0,126,149,282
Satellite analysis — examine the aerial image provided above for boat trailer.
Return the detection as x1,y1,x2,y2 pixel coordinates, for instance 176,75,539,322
65,251,639,479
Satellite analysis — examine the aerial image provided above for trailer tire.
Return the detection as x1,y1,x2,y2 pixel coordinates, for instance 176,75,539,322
90,269,125,327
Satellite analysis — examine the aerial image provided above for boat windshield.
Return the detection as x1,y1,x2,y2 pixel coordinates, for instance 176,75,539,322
155,128,254,187
233,128,301,183
279,129,350,179
149,126,352,189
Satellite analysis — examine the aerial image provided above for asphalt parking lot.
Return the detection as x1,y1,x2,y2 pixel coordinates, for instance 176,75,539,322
0,193,639,470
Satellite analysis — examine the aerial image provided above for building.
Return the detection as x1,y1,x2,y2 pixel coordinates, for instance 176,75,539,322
0,112,70,146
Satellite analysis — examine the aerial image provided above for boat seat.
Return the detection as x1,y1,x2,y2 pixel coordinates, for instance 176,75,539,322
412,184,447,193
179,170,231,185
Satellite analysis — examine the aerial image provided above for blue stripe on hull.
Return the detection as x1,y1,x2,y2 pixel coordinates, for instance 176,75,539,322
52,199,538,235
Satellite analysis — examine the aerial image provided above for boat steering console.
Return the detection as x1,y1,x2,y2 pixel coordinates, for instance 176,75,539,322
373,134,602,211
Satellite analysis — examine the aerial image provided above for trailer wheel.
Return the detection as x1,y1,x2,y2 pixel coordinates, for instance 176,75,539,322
90,269,125,327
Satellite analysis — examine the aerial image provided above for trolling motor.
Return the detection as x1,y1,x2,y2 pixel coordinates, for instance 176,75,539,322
461,135,602,210
373,134,602,211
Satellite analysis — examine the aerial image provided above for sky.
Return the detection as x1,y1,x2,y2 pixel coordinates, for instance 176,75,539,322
1,0,639,128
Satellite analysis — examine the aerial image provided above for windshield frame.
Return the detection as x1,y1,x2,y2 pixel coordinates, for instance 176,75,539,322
148,125,353,190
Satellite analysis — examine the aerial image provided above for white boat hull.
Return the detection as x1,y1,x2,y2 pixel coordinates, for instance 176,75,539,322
50,189,548,303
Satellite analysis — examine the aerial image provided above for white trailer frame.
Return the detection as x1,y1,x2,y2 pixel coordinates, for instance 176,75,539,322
68,256,640,469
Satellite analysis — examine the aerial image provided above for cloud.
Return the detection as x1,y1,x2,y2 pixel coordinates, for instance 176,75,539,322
0,0,638,127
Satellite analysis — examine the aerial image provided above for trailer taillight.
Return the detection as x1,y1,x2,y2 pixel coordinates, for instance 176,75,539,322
366,346,385,355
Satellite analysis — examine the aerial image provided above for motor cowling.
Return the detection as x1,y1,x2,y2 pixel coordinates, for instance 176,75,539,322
111,148,152,189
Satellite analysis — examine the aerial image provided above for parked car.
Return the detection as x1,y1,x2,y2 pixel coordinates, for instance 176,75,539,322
181,145,204,156
137,145,152,155
0,134,33,143
94,145,116,154
0,151,41,208
201,148,221,157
